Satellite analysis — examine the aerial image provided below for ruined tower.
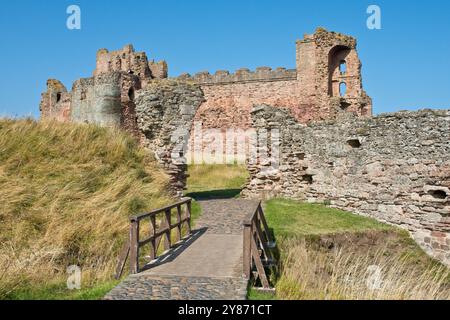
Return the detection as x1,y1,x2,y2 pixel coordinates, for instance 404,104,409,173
39,44,168,135
296,28,372,118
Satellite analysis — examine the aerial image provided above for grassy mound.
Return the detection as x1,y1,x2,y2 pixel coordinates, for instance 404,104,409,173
0,119,173,299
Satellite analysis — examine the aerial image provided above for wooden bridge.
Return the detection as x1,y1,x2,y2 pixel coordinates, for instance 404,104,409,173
105,198,277,300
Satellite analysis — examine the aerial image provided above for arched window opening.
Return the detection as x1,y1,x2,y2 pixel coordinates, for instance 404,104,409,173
339,60,347,74
328,45,351,97
56,92,62,103
339,82,347,97
128,87,135,101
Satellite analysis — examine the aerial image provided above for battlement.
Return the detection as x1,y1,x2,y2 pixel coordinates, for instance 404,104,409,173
94,44,167,80
176,67,297,85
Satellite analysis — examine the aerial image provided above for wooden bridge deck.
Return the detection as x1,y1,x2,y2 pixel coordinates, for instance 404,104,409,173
104,199,260,300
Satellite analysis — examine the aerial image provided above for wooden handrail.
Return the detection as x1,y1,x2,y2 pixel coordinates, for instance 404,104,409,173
115,197,192,279
131,197,192,221
242,201,277,289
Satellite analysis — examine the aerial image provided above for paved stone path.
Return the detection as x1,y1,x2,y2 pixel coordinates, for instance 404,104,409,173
104,199,259,300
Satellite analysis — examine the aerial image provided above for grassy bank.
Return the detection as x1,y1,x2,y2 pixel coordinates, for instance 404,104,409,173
0,119,173,299
250,198,450,300
185,164,450,300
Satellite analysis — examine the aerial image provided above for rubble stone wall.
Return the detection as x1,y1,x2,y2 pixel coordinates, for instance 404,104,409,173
242,105,450,265
135,80,205,194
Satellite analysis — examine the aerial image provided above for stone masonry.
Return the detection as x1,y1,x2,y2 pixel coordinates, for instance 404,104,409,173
135,80,204,193
40,44,167,136
40,28,372,160
184,27,371,131
241,105,450,265
182,28,371,159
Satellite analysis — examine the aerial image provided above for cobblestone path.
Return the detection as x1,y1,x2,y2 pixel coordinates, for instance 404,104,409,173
104,199,259,300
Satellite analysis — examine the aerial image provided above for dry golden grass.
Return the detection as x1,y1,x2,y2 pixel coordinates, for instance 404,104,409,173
0,119,173,298
276,238,450,300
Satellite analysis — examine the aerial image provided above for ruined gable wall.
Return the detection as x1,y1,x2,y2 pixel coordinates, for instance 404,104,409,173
39,79,72,122
135,80,205,194
297,28,372,118
242,106,450,265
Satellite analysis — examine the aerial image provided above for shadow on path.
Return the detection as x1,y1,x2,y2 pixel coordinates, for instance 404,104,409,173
185,188,242,200
140,227,208,272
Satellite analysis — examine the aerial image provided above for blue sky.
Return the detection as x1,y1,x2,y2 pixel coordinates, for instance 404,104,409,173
0,0,449,117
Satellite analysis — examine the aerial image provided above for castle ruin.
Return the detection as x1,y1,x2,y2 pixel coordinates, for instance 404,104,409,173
40,28,372,139
39,28,450,266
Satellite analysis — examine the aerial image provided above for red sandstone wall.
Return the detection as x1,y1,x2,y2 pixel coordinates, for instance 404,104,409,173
188,78,331,164
196,80,304,129
39,79,71,122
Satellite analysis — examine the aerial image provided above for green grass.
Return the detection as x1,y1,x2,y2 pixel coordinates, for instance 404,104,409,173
190,199,202,223
4,280,119,300
185,164,249,218
247,287,277,300
186,164,248,197
247,198,450,300
249,198,396,300
263,198,393,238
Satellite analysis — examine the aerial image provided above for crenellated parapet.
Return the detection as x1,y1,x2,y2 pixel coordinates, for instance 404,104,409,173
176,67,297,85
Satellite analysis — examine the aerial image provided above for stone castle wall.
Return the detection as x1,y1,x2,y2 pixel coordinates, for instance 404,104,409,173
179,28,372,132
40,28,372,142
179,28,372,162
135,80,205,194
242,106,450,265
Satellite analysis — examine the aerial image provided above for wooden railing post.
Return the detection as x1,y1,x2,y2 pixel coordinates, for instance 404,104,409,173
243,221,252,279
129,218,139,274
175,204,182,242
164,209,171,251
242,201,277,290
150,215,156,260
186,200,192,235
258,204,273,243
